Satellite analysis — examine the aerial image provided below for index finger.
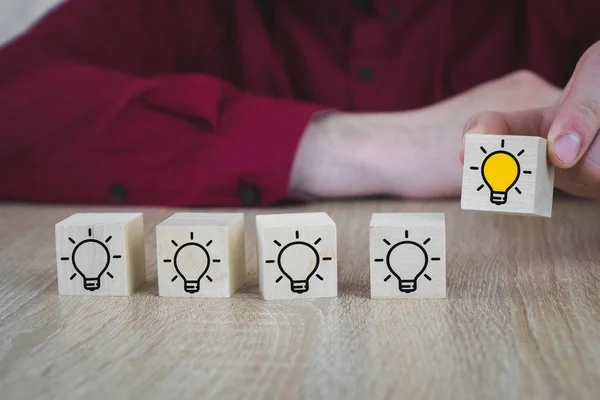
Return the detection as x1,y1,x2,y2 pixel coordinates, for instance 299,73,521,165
460,108,552,164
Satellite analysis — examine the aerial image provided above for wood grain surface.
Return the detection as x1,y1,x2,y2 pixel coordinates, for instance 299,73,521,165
1,198,600,400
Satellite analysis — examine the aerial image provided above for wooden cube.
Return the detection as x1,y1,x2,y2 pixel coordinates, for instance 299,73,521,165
256,212,337,300
55,213,146,296
461,133,554,217
156,213,245,298
370,213,446,298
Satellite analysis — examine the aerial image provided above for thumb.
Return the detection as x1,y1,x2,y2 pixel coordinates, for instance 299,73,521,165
547,43,600,169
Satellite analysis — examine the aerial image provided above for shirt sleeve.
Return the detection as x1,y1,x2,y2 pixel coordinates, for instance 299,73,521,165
574,2,600,64
0,0,328,207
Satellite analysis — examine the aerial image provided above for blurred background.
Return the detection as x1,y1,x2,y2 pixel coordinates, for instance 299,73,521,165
0,0,62,46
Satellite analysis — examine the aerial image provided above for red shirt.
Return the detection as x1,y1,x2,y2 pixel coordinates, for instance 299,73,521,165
0,0,598,207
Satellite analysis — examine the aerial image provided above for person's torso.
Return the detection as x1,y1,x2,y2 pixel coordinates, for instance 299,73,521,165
181,0,594,111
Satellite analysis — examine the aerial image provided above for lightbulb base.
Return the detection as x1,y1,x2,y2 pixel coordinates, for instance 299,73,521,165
399,280,417,293
291,280,309,294
83,278,100,291
184,281,200,294
490,191,508,205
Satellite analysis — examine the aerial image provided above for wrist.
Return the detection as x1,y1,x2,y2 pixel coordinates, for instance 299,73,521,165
354,109,463,198
289,111,386,198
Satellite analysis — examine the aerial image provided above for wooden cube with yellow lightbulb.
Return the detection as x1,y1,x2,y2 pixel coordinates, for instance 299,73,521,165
461,134,554,217
256,212,338,300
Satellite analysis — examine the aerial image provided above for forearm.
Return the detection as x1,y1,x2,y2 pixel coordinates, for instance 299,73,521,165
289,111,397,199
289,109,465,199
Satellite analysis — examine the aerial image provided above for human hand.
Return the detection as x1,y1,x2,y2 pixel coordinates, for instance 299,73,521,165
461,42,600,199
290,70,562,200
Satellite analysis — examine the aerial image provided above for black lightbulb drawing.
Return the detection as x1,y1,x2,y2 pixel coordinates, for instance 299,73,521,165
373,230,440,293
266,230,332,294
60,228,120,291
163,232,219,294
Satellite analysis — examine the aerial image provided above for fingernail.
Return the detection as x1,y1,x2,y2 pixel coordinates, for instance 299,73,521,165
463,116,479,134
553,132,581,165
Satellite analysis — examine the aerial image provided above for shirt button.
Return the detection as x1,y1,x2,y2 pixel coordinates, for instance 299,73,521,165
388,5,400,18
325,10,338,25
109,184,128,202
238,182,261,206
356,66,374,81
353,0,373,12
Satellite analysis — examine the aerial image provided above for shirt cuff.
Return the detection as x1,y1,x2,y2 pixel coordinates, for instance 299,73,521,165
200,94,331,206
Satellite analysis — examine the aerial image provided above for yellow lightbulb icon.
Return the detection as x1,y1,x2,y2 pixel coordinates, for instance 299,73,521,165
481,151,520,205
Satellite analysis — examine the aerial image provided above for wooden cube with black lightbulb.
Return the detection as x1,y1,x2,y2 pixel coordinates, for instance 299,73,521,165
370,213,446,298
461,133,555,217
156,213,245,298
256,212,337,300
55,213,146,296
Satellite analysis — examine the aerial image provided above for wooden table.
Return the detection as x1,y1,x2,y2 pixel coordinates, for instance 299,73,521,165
1,198,600,399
